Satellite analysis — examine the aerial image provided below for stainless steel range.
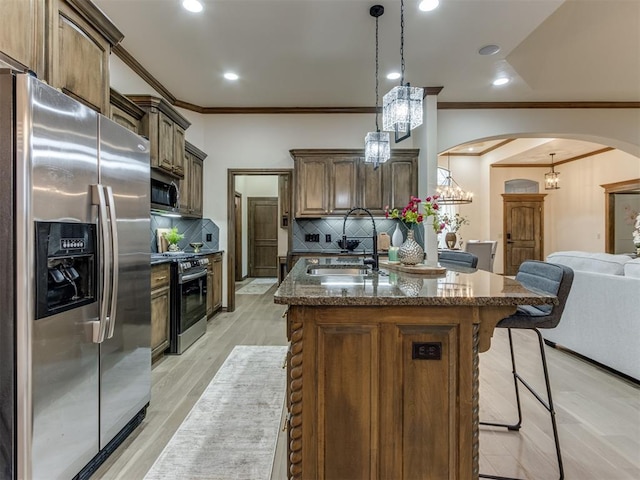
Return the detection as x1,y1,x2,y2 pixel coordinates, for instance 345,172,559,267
152,253,209,354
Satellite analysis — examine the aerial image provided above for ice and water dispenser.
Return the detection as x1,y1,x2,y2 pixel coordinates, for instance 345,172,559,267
35,222,97,319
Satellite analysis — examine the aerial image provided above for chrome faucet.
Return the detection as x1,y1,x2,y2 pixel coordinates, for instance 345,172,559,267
342,207,379,271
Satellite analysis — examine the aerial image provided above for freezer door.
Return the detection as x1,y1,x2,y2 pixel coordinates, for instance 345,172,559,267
98,116,151,447
15,74,101,479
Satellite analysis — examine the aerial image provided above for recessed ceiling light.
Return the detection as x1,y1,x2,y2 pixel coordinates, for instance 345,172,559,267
182,0,203,13
418,0,439,12
492,77,510,86
386,72,401,80
468,147,474,152
224,72,239,81
479,44,500,56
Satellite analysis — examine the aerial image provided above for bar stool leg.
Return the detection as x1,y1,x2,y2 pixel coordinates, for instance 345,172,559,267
479,329,564,480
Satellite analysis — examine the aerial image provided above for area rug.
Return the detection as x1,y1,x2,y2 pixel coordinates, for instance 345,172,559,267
236,278,278,295
144,345,287,480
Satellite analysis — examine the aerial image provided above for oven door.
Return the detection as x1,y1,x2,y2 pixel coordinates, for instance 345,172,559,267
179,268,207,332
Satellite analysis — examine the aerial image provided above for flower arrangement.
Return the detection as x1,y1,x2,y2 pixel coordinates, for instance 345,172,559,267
385,195,446,234
633,214,640,246
385,196,424,226
440,212,469,233
423,195,446,234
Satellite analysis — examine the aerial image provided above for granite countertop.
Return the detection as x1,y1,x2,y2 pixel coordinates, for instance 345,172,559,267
150,249,223,265
274,257,558,307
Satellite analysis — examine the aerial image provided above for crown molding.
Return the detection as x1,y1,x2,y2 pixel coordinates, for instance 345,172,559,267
438,101,639,109
112,46,640,114
490,147,615,168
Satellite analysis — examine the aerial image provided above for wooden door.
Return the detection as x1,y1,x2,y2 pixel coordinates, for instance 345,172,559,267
248,197,278,278
503,194,546,276
234,192,243,281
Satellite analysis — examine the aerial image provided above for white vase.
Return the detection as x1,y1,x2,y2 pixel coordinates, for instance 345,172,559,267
392,223,404,247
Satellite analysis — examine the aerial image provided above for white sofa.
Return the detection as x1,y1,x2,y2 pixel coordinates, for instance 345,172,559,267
544,251,640,381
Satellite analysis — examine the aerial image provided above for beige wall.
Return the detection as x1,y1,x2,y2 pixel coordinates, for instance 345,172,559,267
110,55,640,298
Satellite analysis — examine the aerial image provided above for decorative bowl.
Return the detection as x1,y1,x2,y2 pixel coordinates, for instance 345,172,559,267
189,242,204,253
337,239,361,251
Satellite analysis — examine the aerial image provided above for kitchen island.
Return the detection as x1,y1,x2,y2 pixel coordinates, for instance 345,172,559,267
274,257,557,480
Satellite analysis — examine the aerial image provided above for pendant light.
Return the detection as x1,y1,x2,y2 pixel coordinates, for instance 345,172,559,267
436,152,473,204
364,5,390,169
545,153,560,190
382,0,423,143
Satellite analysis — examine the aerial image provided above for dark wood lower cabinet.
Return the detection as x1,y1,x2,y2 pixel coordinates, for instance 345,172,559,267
150,264,170,362
207,253,223,317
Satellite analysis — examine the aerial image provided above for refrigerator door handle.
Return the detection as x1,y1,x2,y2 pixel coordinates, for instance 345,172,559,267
91,184,111,343
105,185,119,339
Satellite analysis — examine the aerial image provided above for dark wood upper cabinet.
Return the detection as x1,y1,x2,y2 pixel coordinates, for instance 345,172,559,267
127,95,191,179
329,157,359,215
47,0,123,114
291,149,419,217
0,0,44,74
384,155,419,212
1,0,122,114
179,141,207,218
109,88,144,134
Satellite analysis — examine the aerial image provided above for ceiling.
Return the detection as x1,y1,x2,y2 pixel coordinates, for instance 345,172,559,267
94,0,640,162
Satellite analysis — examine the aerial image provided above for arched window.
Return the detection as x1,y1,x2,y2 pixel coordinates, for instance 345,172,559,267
505,179,539,194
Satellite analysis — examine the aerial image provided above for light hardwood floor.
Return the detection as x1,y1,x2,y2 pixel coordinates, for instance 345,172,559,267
93,283,639,480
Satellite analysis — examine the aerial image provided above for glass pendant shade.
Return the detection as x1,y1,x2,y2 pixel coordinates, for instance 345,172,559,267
545,168,560,189
382,84,424,138
544,153,560,190
364,131,391,166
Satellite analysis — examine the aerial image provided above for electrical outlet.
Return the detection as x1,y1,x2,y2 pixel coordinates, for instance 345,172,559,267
206,233,212,242
325,234,332,242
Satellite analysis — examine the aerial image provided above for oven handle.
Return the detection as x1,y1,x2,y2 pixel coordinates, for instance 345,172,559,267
180,269,207,283
105,186,119,339
91,184,110,344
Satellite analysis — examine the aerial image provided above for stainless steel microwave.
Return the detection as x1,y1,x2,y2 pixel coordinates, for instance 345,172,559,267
151,177,179,215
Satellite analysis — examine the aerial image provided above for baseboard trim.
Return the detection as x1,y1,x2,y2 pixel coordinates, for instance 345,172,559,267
544,339,639,386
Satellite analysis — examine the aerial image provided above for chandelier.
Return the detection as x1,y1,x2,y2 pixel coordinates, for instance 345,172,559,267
382,0,423,142
545,153,560,190
436,152,473,204
364,5,390,168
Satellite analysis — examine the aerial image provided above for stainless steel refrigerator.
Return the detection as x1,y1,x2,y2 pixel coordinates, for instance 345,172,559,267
0,72,151,480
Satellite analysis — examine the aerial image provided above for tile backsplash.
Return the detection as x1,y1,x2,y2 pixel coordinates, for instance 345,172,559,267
293,217,425,253
150,215,220,252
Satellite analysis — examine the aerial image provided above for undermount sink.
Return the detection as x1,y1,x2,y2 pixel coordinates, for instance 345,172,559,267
307,265,371,276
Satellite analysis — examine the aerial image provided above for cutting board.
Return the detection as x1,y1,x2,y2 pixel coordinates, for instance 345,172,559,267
379,260,447,275
377,232,390,251
156,228,171,253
